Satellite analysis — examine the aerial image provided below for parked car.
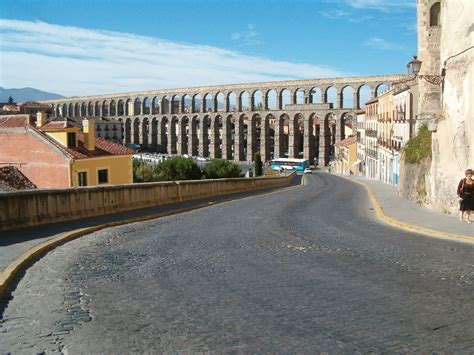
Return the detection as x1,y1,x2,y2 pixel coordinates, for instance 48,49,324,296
304,167,312,174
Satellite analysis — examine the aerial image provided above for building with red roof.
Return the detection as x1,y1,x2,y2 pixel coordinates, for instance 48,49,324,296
0,113,134,189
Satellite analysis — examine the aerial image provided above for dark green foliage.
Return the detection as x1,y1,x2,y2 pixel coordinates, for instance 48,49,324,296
154,156,202,181
254,152,263,177
403,124,432,164
7,96,14,104
202,159,242,179
133,159,156,183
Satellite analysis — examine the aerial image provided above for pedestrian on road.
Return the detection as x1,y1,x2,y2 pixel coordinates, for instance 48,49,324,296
457,169,474,223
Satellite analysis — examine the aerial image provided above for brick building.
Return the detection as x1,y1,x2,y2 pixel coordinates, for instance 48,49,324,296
0,113,134,189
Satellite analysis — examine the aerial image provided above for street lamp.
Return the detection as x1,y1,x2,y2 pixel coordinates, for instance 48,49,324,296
404,55,445,85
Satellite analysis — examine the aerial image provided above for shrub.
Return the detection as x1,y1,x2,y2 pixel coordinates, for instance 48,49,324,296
254,152,263,176
403,124,432,164
154,156,202,181
202,159,242,179
133,159,156,183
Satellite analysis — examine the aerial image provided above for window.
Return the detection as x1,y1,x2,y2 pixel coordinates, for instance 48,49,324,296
67,132,76,147
78,171,87,186
430,2,441,27
98,169,108,184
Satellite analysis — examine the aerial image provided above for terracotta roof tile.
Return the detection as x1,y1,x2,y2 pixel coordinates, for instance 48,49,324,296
41,119,79,130
0,115,30,129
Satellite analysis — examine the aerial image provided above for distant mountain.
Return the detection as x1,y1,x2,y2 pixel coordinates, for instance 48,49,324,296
0,87,65,103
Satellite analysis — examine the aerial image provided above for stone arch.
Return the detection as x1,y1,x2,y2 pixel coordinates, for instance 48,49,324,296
94,101,100,116
376,83,389,96
340,112,355,140
294,88,305,105
110,100,117,116
215,92,225,112
188,115,200,156
143,97,151,115
149,117,158,151
430,2,441,26
239,91,250,111
182,94,191,113
251,90,263,111
310,87,322,104
357,84,372,108
133,98,142,115
168,115,179,154
341,85,355,109
221,114,234,159
141,117,149,147
264,112,276,160
81,102,87,116
162,96,171,115
124,99,131,116
124,117,132,144
74,103,80,117
159,116,168,153
277,113,290,158
203,93,213,112
279,89,291,110
325,86,337,108
325,112,337,164
227,92,237,112
192,94,201,113
265,89,277,110
171,95,180,114
152,96,160,115
210,114,223,158
87,102,93,117
117,100,124,116
62,103,68,117
102,100,109,117
178,115,189,155
132,117,140,144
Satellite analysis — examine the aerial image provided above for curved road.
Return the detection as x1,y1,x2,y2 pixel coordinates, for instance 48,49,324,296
1,172,474,353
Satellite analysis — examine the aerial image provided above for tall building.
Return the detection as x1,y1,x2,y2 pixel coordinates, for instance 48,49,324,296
364,98,378,179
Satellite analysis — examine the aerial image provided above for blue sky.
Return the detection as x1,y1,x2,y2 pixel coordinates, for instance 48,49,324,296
0,0,417,97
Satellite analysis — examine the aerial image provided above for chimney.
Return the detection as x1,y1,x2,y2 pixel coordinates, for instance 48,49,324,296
36,112,47,127
82,118,95,151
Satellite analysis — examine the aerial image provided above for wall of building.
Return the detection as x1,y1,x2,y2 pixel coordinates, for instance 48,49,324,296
428,0,473,214
0,173,295,231
71,155,133,187
0,129,70,188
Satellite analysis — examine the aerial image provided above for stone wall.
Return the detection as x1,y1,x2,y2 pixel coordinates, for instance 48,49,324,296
429,0,473,214
410,0,473,214
398,154,433,209
0,174,295,231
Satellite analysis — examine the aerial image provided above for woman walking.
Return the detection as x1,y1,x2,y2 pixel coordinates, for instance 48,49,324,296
457,169,474,223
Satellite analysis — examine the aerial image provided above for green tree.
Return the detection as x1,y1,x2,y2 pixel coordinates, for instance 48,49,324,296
254,152,263,176
133,159,155,183
202,159,242,179
154,156,202,181
7,96,14,104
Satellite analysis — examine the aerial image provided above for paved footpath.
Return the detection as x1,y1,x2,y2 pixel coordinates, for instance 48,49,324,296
347,174,474,238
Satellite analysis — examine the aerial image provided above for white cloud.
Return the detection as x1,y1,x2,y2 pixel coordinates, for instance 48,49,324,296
346,0,416,12
319,10,350,19
363,37,405,50
231,24,262,46
0,19,347,97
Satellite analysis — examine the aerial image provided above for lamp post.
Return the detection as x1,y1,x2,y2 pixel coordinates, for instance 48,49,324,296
404,55,445,85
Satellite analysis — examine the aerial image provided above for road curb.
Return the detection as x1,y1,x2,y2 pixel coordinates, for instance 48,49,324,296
335,174,474,244
0,178,302,301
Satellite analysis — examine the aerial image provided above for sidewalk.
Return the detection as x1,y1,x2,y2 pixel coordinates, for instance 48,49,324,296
0,175,302,276
349,175,474,238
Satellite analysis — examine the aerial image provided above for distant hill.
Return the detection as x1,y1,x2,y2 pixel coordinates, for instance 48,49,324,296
0,87,65,103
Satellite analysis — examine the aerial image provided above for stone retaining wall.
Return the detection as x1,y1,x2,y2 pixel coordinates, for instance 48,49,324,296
0,174,295,231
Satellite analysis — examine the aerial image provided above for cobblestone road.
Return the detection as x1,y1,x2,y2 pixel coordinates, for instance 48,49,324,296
1,172,474,353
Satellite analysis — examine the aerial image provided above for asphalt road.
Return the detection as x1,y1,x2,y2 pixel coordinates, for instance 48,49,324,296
1,172,474,353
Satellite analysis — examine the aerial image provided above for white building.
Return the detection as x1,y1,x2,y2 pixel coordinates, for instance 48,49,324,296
355,110,366,176
364,98,378,179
